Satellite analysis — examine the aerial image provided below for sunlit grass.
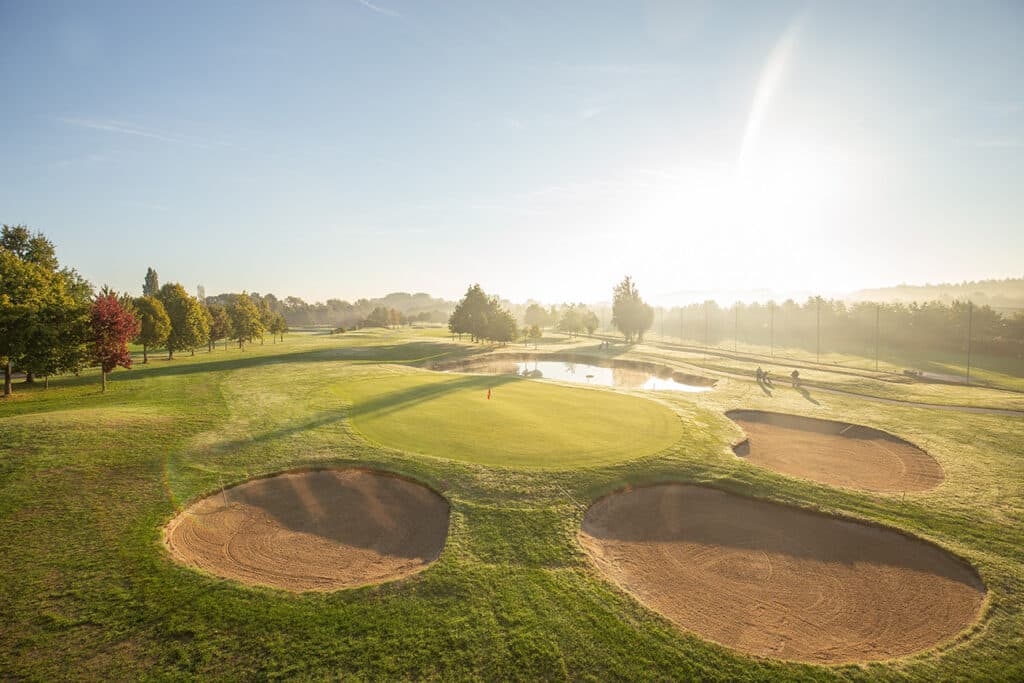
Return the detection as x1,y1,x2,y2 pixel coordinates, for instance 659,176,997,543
1,328,1022,680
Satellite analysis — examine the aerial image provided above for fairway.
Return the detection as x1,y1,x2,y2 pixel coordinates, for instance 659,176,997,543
343,368,685,468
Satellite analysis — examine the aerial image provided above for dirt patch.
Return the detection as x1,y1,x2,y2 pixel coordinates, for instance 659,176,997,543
164,469,449,592
727,410,944,493
580,484,984,663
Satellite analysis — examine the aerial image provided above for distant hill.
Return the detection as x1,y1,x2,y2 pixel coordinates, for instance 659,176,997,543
848,277,1024,311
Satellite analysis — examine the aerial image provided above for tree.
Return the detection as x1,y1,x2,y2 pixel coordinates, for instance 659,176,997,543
89,293,140,392
611,276,654,343
448,284,492,341
557,304,586,337
2,226,91,395
228,292,264,349
448,284,517,343
583,309,599,335
524,303,550,329
207,303,231,351
1,224,58,271
364,306,392,328
257,297,274,345
269,313,288,342
528,324,542,348
134,296,170,363
486,307,518,344
143,267,159,297
157,283,206,359
19,269,92,386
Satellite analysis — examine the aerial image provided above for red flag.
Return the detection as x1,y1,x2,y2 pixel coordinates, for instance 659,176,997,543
487,388,491,400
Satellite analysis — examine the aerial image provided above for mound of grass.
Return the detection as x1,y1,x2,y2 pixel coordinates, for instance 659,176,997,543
342,368,685,468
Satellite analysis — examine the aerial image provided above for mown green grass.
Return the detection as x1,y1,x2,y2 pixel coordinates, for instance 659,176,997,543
340,367,684,469
1,328,1023,681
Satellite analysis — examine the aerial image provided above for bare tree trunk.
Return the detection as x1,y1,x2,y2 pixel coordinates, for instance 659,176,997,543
101,370,107,393
143,344,148,363
168,348,174,360
44,375,49,388
191,348,195,356
3,359,11,397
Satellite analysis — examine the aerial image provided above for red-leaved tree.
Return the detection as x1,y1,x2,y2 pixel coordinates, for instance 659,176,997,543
89,293,140,392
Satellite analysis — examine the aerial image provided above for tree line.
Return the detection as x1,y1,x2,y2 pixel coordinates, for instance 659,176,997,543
448,278,645,345
268,292,452,329
666,297,1024,360
1,225,288,396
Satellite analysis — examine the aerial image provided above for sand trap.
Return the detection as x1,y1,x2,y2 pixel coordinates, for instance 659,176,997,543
164,469,449,592
580,484,984,664
728,410,944,493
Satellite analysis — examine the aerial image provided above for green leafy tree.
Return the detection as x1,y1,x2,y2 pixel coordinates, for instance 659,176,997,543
228,292,264,349
486,307,518,344
207,303,231,350
143,267,159,297
157,283,207,359
448,284,492,341
269,313,288,342
1,224,59,271
134,296,170,363
448,284,517,343
1,226,91,394
19,269,92,386
257,298,275,345
612,275,654,343
583,309,599,335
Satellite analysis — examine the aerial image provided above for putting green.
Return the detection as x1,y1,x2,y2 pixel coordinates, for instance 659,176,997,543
342,368,685,468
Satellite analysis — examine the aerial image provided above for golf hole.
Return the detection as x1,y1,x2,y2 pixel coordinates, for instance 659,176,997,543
580,484,985,663
728,410,944,493
164,468,449,592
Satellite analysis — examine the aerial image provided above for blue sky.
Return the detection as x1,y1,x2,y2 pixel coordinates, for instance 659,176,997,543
2,1,1022,304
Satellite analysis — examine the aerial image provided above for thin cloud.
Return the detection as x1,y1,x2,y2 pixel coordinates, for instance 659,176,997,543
355,0,402,18
59,117,228,150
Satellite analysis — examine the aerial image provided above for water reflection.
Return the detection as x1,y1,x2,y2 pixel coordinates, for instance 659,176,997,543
467,360,712,393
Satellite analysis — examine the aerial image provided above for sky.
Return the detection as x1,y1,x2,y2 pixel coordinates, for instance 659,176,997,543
1,0,1023,305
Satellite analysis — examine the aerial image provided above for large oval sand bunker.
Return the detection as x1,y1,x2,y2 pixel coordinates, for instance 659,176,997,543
164,469,449,592
580,485,984,663
728,410,944,493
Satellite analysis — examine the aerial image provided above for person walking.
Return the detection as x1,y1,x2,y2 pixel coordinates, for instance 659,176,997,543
791,369,800,388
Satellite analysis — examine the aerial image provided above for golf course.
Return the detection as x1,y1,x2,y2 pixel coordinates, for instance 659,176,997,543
2,326,1022,680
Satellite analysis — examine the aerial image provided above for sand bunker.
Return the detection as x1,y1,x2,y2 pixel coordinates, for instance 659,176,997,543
164,469,449,592
580,485,984,664
728,410,944,493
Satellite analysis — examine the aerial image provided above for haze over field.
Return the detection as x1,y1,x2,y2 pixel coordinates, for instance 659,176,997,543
2,1,1022,303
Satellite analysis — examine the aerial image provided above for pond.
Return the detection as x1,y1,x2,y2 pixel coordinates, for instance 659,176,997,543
455,359,713,393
